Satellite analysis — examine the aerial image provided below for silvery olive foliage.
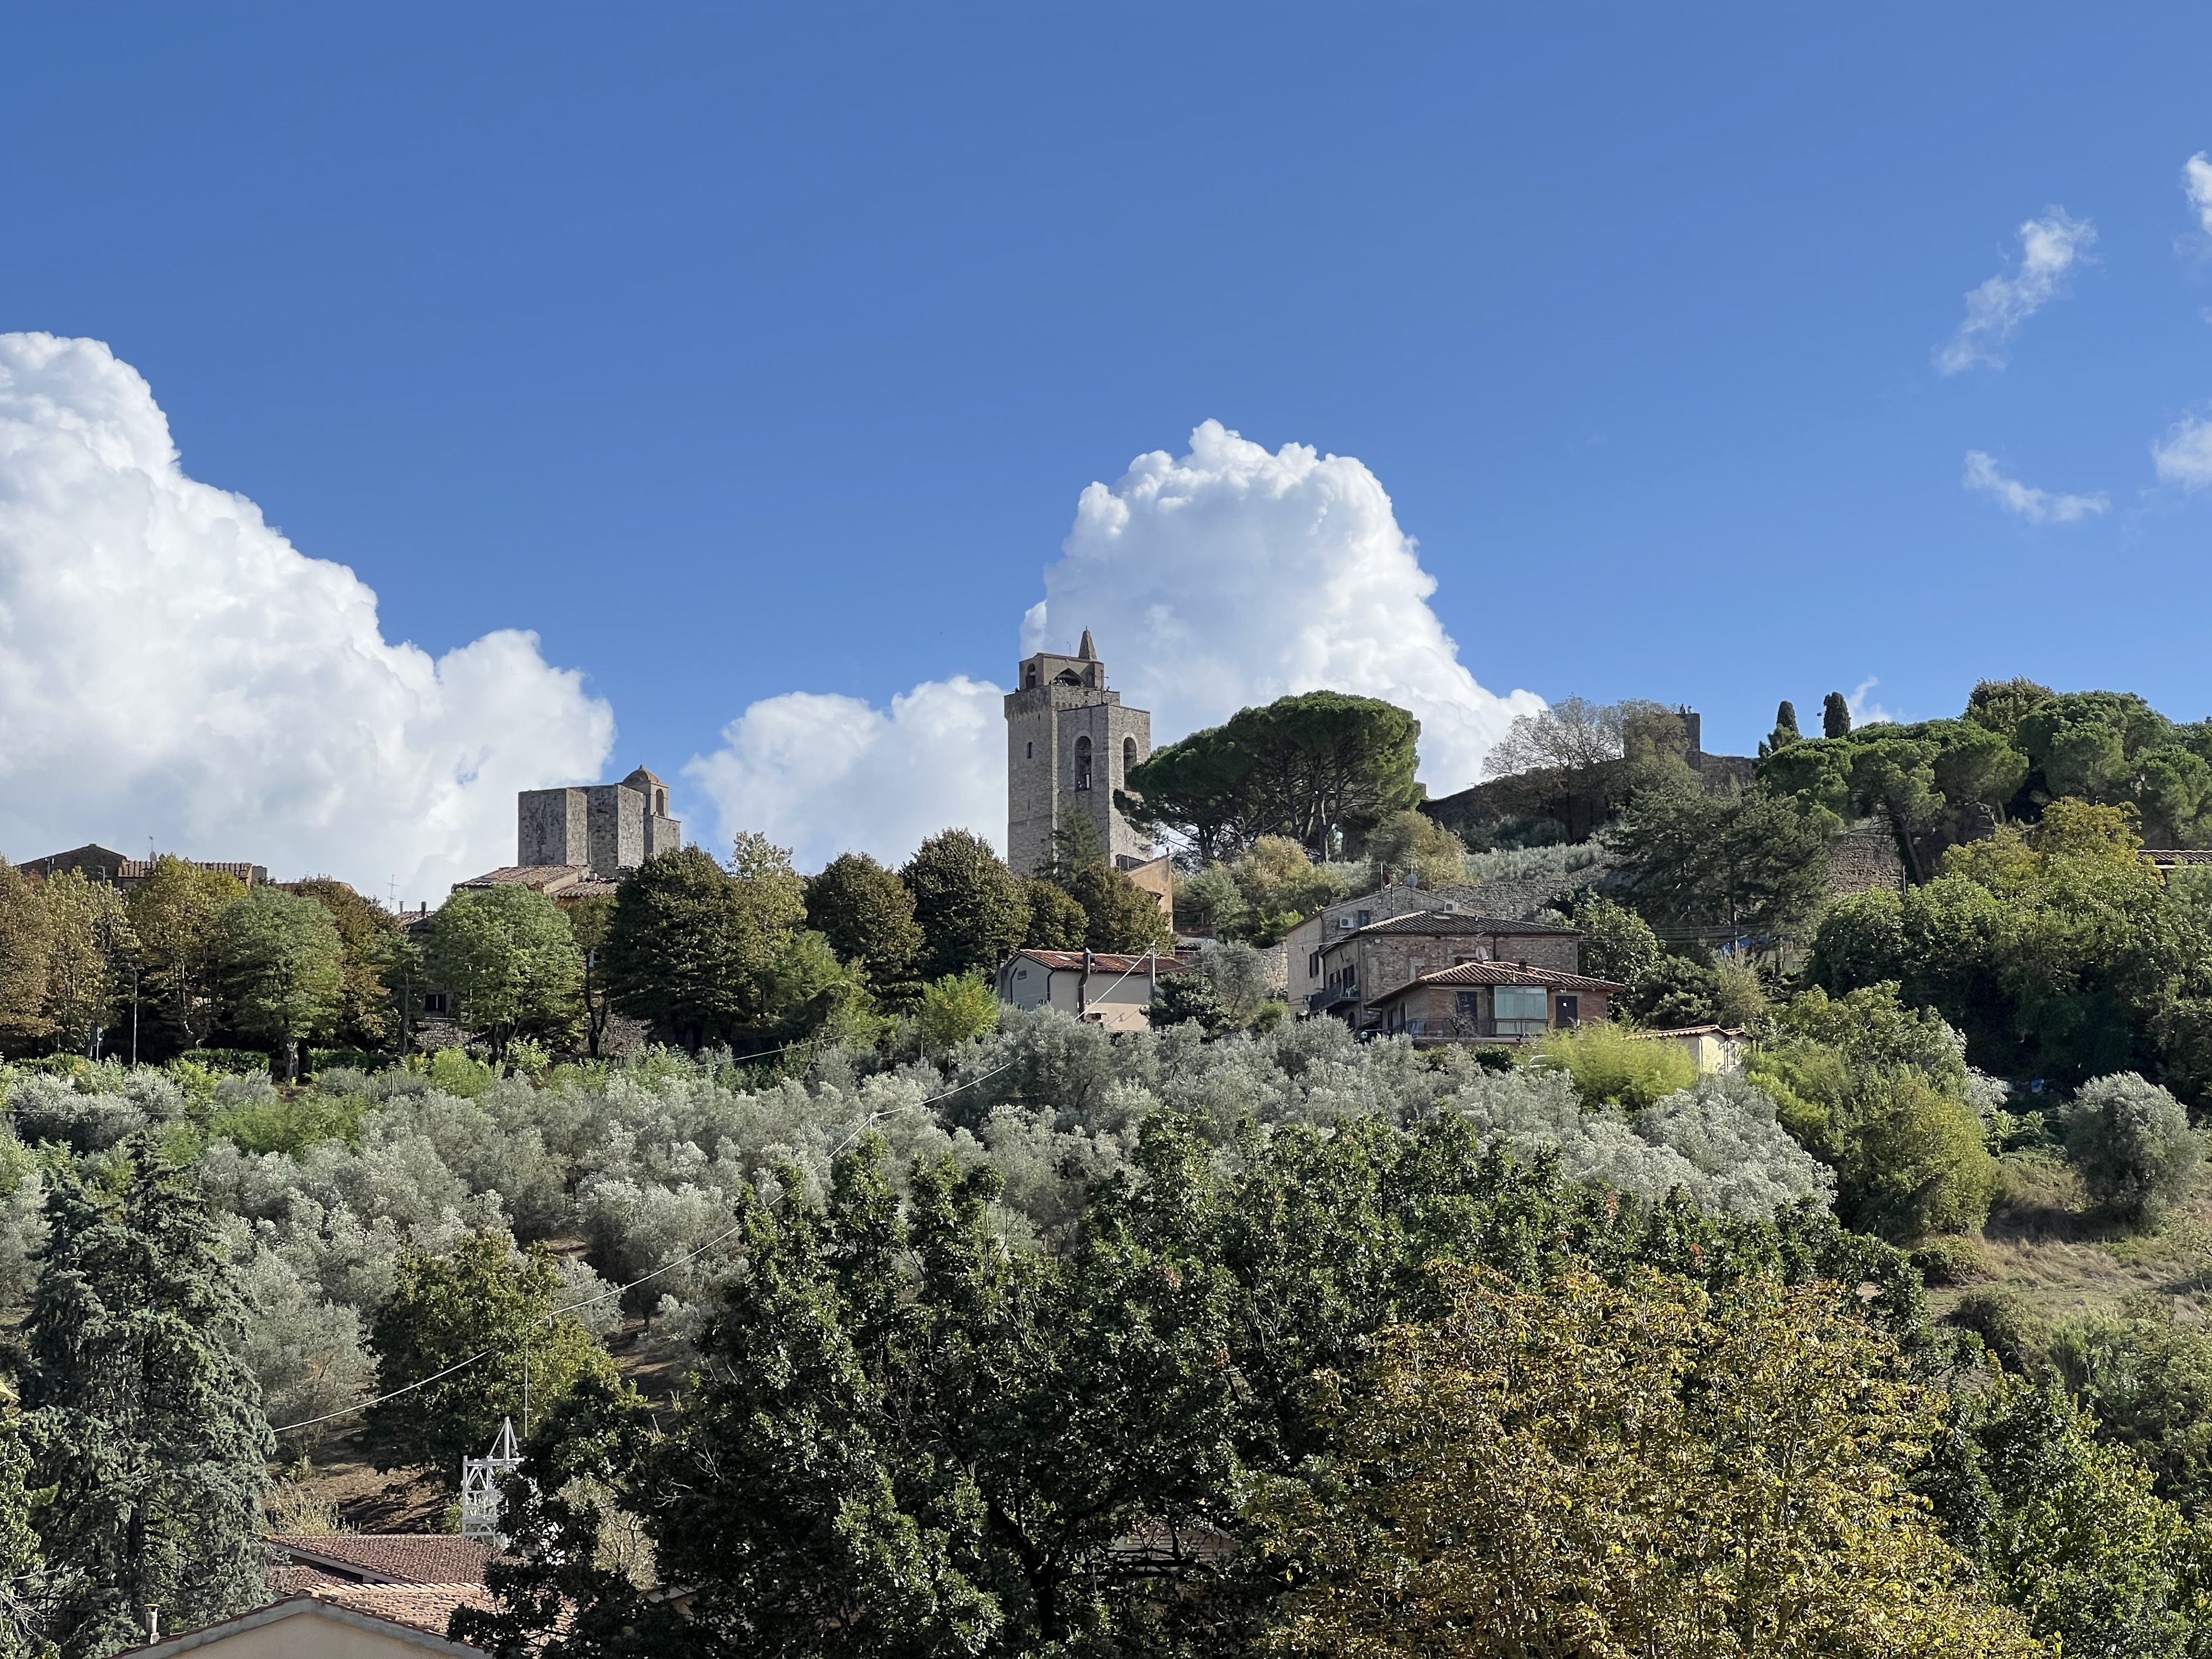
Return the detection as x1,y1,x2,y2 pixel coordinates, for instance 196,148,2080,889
0,1008,1833,1442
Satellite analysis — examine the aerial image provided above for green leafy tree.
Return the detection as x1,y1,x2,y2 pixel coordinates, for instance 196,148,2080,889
1020,877,1087,950
1824,690,1853,739
293,877,402,1050
24,1138,270,1658
1119,724,1258,863
362,1232,619,1491
917,972,999,1053
758,931,880,1050
424,886,583,1061
901,830,1029,981
39,870,136,1060
1611,787,1830,947
803,854,924,1000
124,857,244,1055
458,1115,1921,1659
0,860,51,1054
602,847,768,1053
1253,1264,2038,1659
1928,1371,2201,1657
1237,691,1422,858
0,1387,48,1659
208,888,343,1081
562,893,618,1059
1063,863,1175,954
1363,808,1467,891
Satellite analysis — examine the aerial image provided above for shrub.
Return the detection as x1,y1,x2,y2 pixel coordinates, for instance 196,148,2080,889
1530,1022,1697,1110
1832,1069,1998,1240
421,1047,497,1099
211,1089,369,1156
919,974,998,1053
1912,1234,1992,1287
2061,1072,2202,1227
1948,1286,2053,1377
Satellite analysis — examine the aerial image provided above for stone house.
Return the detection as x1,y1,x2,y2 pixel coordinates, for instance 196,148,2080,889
1305,909,1584,1031
1282,879,1495,1011
995,947,1196,1032
1366,959,1624,1045
515,766,681,877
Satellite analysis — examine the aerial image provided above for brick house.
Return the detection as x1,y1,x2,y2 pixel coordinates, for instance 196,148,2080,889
1366,959,1624,1045
1305,909,1585,1030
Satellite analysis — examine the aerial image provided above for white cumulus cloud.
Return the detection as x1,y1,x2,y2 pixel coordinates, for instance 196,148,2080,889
2153,410,2212,489
0,332,614,900
2185,152,2212,236
690,420,1542,867
685,678,1005,873
1962,450,2109,523
1936,210,2096,374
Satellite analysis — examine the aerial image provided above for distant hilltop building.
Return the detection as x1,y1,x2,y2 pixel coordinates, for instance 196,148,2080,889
517,767,681,874
16,845,268,889
451,767,682,898
1005,629,1172,912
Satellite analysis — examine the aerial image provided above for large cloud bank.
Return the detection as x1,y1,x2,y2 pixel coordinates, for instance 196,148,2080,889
0,333,613,899
693,420,1539,868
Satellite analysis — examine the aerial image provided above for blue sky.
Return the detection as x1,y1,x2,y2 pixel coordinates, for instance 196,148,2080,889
6,4,2212,884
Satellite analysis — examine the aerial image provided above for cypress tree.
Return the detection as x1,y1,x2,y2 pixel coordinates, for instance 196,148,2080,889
1823,691,1853,740
1760,700,1802,759
24,1136,270,1658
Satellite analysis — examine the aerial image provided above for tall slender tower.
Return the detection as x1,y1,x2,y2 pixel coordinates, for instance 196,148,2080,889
1004,629,1152,878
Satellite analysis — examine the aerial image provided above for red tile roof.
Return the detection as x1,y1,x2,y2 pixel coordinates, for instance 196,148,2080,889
267,1533,493,1585
1628,1025,1745,1040
307,1583,494,1635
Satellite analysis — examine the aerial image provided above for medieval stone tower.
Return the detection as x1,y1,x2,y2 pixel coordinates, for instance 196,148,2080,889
1005,629,1152,878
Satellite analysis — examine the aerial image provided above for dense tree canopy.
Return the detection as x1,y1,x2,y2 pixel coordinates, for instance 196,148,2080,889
902,830,1029,982
207,886,342,1079
24,1138,270,1659
424,885,583,1060
804,853,925,1000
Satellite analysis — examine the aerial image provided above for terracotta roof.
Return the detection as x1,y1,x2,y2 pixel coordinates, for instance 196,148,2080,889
1371,960,1627,1000
1347,910,1577,939
1629,1025,1745,1040
1010,949,1198,975
451,865,592,895
112,1595,486,1658
269,1563,348,1595
2146,849,2212,865
308,1583,494,1635
267,1533,493,1585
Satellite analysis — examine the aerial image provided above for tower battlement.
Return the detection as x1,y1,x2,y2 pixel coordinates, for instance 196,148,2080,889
1004,629,1152,878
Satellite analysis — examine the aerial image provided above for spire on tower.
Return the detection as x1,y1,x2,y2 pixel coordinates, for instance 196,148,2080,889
1078,628,1096,661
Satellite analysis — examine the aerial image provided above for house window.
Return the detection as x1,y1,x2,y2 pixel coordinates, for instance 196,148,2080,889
1455,990,1480,1017
1344,961,1358,988
1308,951,1321,977
1556,995,1580,1027
424,992,448,1015
1356,909,1372,926
1026,742,1034,758
1494,985,1547,1036
1074,736,1093,790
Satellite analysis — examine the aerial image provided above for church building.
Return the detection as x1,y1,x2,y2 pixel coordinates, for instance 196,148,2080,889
1004,630,1173,914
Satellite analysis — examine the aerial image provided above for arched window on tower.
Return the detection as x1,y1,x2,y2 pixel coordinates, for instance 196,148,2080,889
1074,736,1093,791
1123,736,1138,779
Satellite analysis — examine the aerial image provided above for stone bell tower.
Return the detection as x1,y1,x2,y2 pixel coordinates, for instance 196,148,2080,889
1004,629,1152,879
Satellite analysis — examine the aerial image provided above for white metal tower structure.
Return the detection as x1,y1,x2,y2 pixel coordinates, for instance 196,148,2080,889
460,1416,520,1547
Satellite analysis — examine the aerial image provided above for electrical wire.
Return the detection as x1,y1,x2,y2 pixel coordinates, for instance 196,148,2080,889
265,1053,1021,1436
